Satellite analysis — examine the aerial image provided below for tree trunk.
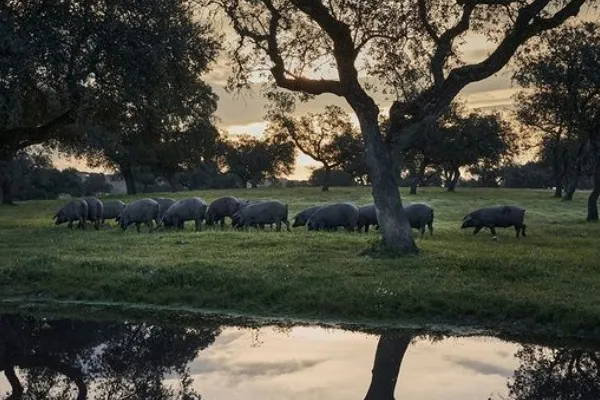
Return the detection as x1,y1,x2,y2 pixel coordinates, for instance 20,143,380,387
4,366,23,399
122,166,137,195
446,168,460,192
587,145,600,222
1,179,15,205
563,170,580,201
167,174,179,192
552,143,564,198
322,166,330,192
354,106,418,253
553,179,563,198
409,179,418,195
409,161,426,195
364,334,413,400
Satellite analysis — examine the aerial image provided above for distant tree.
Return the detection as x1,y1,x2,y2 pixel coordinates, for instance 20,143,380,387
0,149,52,204
133,166,159,194
536,135,594,199
433,112,518,192
268,101,357,191
309,168,355,188
513,23,600,220
83,173,112,196
222,135,295,187
400,106,517,193
401,147,437,195
211,0,589,253
57,168,85,198
151,121,221,191
331,131,369,185
513,90,572,198
502,162,554,189
25,167,84,200
180,162,244,190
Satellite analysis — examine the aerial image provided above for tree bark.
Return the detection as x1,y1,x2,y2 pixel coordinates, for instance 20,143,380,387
552,145,565,198
364,334,413,400
446,168,460,192
587,144,600,222
409,179,418,195
409,160,427,195
563,170,580,201
322,166,331,191
553,179,563,198
4,366,24,398
354,104,418,253
122,166,137,195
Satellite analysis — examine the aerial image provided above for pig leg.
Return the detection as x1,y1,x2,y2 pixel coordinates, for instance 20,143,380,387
427,221,434,236
473,226,482,235
514,225,521,238
489,226,497,238
195,218,202,232
283,219,291,232
136,222,141,233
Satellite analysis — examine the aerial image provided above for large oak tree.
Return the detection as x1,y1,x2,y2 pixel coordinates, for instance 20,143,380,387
209,0,592,252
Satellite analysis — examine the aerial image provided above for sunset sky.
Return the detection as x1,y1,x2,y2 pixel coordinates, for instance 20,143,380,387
53,7,599,180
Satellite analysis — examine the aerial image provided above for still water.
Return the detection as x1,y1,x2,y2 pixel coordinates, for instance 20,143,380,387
1,313,598,399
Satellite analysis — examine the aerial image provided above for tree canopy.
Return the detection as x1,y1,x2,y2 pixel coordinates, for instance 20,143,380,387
513,22,600,219
1,0,221,196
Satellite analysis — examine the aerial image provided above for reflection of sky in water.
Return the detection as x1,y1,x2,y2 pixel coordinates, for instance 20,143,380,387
158,326,519,399
0,321,524,399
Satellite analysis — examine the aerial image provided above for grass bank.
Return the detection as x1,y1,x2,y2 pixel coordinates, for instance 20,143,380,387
1,187,600,338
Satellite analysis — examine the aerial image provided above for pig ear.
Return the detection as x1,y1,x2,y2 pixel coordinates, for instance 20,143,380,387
52,214,58,220
462,215,472,222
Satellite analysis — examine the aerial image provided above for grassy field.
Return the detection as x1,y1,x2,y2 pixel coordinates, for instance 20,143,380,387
1,187,600,339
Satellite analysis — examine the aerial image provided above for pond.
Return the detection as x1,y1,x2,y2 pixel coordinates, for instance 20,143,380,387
0,312,598,399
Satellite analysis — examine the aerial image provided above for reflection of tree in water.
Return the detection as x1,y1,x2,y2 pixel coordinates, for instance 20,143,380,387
502,345,600,400
362,330,452,400
0,314,221,399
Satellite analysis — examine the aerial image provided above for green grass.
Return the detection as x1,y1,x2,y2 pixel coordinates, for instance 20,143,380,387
1,187,600,339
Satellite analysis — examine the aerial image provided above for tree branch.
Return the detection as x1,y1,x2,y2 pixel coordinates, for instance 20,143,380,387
430,2,475,86
442,0,583,100
291,0,359,88
417,0,440,43
390,0,586,133
0,109,77,160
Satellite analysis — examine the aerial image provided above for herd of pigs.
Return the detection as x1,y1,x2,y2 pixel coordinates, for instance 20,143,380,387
52,195,527,238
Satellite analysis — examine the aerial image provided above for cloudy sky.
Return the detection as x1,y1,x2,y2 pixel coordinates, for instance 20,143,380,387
53,7,599,180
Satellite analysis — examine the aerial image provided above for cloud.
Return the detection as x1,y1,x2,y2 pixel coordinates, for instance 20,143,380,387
445,355,514,378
